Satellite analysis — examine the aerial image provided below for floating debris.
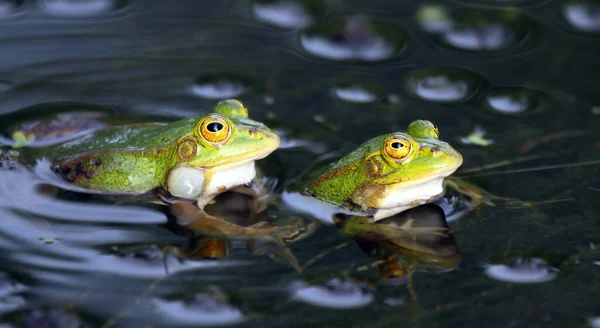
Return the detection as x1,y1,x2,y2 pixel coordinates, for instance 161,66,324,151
460,126,494,146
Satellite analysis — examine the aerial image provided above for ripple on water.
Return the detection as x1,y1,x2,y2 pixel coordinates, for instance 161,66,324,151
153,294,246,326
191,74,252,100
483,86,558,115
332,83,385,103
417,5,535,52
0,0,22,16
291,278,374,309
484,257,559,283
39,0,129,17
405,67,485,103
252,0,325,29
0,103,111,148
0,81,11,92
562,0,600,33
19,309,85,328
0,272,27,315
299,15,410,62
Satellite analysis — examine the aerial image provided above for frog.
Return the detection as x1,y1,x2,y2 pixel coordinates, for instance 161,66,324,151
45,99,280,211
281,119,463,223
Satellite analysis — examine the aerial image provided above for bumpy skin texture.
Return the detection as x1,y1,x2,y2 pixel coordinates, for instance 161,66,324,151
304,120,462,209
49,100,279,194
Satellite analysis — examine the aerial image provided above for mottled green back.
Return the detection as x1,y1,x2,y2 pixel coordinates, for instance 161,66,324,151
46,117,199,194
48,117,197,162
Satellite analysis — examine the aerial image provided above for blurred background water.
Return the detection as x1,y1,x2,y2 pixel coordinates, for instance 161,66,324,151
0,0,599,327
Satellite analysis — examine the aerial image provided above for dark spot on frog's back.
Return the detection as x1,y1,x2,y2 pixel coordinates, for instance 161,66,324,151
75,162,84,174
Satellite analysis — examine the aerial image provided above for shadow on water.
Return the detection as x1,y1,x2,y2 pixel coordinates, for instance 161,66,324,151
0,0,599,327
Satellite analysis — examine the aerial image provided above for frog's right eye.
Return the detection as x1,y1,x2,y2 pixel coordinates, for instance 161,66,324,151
407,119,439,139
383,135,413,162
199,115,231,144
214,99,249,118
424,120,439,138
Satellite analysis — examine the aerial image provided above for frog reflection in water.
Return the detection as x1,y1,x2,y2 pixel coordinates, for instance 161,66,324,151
335,204,460,283
282,119,465,222
43,99,281,235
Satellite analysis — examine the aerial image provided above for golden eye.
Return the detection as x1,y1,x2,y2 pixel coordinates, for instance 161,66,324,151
384,135,412,161
199,115,231,144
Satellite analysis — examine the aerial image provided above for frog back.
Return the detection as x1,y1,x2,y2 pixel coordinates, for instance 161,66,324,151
48,117,198,194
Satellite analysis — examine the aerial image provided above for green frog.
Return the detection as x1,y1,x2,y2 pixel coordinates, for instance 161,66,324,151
46,99,280,209
282,119,463,223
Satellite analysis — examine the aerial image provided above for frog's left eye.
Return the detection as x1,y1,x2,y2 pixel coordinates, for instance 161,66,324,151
384,135,413,161
199,115,231,144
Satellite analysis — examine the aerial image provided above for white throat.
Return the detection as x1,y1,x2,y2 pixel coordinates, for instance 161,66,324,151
372,176,445,221
167,161,257,204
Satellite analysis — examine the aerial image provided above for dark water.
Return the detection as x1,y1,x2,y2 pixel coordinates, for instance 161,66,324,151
0,0,599,327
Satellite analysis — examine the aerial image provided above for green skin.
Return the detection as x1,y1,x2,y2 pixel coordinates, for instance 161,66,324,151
48,99,280,196
301,120,463,213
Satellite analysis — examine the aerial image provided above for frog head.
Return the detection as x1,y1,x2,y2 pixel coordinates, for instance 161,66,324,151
307,119,462,220
167,99,280,205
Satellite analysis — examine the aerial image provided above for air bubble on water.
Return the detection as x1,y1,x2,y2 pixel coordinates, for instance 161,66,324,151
416,4,453,33
153,295,246,326
253,0,323,29
417,8,532,52
191,75,250,100
484,257,559,283
290,278,374,309
484,87,556,115
299,15,408,62
563,1,600,33
40,0,126,16
406,67,483,103
332,85,379,103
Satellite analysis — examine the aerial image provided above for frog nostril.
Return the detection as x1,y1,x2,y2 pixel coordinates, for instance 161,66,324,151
430,146,439,155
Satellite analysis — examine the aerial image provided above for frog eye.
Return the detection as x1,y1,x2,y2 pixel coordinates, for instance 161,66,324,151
407,119,439,139
424,120,439,139
199,115,231,144
384,135,413,161
214,99,249,118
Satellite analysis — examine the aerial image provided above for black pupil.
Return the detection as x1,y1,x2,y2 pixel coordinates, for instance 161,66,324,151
207,122,224,132
391,142,403,149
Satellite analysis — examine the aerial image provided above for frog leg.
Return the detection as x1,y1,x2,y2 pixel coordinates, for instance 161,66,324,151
443,176,505,211
446,157,600,211
170,202,278,239
184,238,228,259
446,153,563,210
